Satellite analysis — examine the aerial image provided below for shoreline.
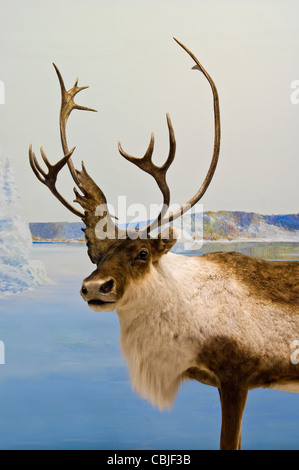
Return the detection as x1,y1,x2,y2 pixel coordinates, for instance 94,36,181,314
32,239,299,244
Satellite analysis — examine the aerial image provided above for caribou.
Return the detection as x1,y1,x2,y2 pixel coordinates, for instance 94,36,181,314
29,38,299,450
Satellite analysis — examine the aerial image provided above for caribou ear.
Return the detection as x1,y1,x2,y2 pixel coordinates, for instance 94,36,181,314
150,226,178,260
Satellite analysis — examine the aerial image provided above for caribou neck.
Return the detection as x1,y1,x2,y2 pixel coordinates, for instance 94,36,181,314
115,252,196,322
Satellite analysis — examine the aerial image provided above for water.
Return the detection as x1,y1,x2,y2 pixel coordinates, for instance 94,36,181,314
0,242,298,450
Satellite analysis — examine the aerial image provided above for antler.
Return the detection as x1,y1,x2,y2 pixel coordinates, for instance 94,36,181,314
52,63,97,185
29,65,121,264
28,144,82,217
118,37,221,234
29,63,98,217
118,112,176,233
29,39,220,261
166,38,221,225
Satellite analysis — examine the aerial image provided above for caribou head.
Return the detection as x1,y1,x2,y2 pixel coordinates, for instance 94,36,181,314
29,38,220,313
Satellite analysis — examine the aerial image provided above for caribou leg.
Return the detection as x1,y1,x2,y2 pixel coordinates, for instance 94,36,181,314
218,383,248,450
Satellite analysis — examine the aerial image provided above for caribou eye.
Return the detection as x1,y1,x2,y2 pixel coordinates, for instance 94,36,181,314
137,249,148,261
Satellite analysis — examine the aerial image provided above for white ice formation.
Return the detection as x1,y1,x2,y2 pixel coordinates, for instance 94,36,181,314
0,156,48,298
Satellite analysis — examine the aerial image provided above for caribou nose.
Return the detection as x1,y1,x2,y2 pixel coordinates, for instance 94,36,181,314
81,285,88,295
81,277,116,299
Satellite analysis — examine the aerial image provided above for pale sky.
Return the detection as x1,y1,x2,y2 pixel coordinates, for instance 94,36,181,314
0,0,298,222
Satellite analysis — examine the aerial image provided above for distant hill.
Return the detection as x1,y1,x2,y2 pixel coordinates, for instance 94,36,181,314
30,222,84,242
201,211,299,241
29,212,299,243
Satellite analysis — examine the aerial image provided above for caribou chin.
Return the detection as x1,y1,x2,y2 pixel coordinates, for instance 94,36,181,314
87,300,116,313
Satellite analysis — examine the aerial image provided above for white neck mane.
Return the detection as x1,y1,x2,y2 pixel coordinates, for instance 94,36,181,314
116,253,206,410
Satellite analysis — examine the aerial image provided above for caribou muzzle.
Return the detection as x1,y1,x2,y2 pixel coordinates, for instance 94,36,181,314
81,276,117,312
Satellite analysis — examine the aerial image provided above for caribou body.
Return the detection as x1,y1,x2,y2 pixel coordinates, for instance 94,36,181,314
29,38,299,450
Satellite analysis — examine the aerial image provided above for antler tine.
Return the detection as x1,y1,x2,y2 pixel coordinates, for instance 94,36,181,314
29,145,46,180
52,63,97,186
29,145,46,183
118,131,155,166
118,112,176,233
29,143,84,218
162,112,176,171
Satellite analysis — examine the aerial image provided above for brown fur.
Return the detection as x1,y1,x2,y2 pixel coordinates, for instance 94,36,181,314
83,246,299,449
183,251,299,450
188,336,299,389
202,251,299,307
186,334,299,450
83,231,177,302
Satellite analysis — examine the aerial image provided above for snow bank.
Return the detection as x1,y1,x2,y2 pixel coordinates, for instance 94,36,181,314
0,157,49,298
